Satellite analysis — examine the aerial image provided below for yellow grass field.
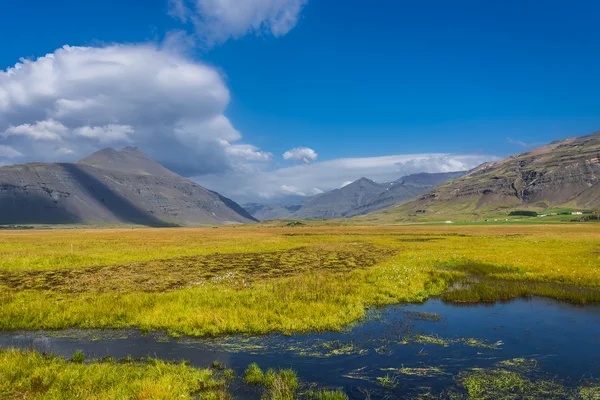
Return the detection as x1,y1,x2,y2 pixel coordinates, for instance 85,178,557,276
0,225,599,336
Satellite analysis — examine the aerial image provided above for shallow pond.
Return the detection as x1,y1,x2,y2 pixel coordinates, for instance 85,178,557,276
2,297,600,398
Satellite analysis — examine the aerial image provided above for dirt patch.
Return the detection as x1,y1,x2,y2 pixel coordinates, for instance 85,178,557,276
0,243,396,293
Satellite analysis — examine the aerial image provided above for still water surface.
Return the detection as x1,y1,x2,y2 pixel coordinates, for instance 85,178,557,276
2,297,599,398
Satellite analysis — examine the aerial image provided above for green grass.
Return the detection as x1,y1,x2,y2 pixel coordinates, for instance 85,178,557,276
0,225,598,336
460,369,566,399
304,389,349,400
243,364,299,400
244,363,265,385
0,349,224,399
1,350,350,400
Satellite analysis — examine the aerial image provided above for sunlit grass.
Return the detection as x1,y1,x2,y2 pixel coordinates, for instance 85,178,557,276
0,349,223,399
0,225,598,336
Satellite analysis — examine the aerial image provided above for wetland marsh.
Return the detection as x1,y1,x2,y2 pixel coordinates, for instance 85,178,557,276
0,225,599,399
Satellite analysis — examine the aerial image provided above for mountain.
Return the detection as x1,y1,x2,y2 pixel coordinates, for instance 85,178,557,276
0,147,256,226
291,178,386,219
244,172,466,220
345,171,466,217
366,131,600,222
242,203,303,221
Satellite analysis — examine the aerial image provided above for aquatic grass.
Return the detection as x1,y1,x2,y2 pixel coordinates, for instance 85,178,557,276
579,384,600,400
376,373,399,389
411,334,452,347
0,349,223,399
223,369,235,380
265,369,299,400
244,363,264,385
304,389,349,400
459,368,566,399
384,366,446,377
245,366,299,400
70,350,85,364
211,360,225,370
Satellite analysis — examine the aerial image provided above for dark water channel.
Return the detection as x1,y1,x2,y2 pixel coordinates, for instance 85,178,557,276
2,298,599,398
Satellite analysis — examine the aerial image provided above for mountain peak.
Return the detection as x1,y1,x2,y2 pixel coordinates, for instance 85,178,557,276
78,147,177,177
350,177,379,187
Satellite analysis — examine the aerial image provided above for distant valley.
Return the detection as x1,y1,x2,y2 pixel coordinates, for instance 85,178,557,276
244,171,465,220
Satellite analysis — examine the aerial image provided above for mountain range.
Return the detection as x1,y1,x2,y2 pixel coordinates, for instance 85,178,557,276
1,131,599,227
0,147,256,226
365,131,600,222
244,171,465,220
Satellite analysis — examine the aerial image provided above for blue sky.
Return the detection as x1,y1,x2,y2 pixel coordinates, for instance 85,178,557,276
1,0,599,201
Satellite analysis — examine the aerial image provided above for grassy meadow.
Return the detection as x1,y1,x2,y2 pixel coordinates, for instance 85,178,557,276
0,225,599,337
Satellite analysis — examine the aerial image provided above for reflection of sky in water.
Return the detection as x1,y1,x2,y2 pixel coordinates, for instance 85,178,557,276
1,297,599,399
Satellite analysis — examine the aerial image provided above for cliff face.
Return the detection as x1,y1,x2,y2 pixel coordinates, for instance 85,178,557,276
0,148,256,226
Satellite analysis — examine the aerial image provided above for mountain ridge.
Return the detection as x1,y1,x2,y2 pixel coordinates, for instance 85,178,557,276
0,147,256,226
244,171,466,220
363,131,600,222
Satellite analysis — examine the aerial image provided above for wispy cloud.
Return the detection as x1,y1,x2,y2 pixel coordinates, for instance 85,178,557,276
506,137,543,148
169,0,308,45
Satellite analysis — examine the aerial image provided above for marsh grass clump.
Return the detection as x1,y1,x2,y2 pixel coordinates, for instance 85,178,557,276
243,366,299,400
412,334,452,347
304,389,349,400
211,360,225,370
70,350,85,364
223,369,235,380
439,261,600,305
459,368,566,399
244,363,265,385
264,369,299,400
388,366,445,377
579,384,600,400
442,279,600,305
376,373,399,389
0,349,224,400
496,358,537,371
294,339,369,358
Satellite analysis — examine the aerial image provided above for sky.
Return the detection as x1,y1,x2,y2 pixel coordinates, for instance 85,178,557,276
1,0,599,203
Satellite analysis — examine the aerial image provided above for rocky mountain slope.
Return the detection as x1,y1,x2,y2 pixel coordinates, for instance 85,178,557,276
366,131,600,222
345,172,466,217
244,172,465,220
242,203,303,221
0,147,256,226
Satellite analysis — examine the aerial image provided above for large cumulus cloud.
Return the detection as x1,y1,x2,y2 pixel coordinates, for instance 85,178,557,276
0,44,270,174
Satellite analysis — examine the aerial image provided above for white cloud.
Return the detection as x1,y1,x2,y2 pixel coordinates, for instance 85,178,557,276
507,137,543,148
283,146,318,163
341,181,353,188
225,143,273,161
0,44,269,173
169,0,308,45
194,153,494,203
3,119,67,141
73,125,134,143
280,184,306,196
0,145,22,158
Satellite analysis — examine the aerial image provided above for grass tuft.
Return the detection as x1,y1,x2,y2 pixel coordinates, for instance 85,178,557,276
244,363,265,385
